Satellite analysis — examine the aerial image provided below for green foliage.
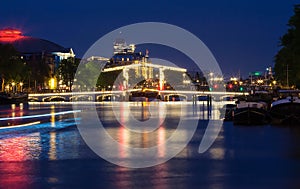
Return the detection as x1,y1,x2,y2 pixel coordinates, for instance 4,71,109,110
97,70,122,89
0,44,30,91
27,55,51,87
275,4,300,88
74,61,102,91
56,57,79,89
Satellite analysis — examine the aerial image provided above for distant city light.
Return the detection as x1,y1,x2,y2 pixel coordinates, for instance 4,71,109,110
257,79,264,84
210,77,223,81
249,71,262,76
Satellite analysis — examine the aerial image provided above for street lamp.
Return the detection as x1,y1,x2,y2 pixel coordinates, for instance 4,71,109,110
5,85,9,92
20,82,23,92
11,82,15,93
49,78,56,90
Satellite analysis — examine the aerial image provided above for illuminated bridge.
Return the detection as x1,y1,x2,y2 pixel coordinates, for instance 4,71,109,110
29,60,248,102
102,61,188,91
28,90,248,102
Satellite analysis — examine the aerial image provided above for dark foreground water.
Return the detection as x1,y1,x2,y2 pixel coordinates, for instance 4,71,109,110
1,102,300,189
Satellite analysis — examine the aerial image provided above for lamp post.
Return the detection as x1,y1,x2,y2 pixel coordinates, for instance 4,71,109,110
11,82,15,93
5,85,9,92
20,82,23,92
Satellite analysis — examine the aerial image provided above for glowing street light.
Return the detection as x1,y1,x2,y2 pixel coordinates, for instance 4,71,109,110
5,85,9,92
11,82,15,93
49,78,56,90
257,79,264,84
20,82,23,92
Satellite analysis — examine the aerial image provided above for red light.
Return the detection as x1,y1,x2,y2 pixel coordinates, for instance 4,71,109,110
0,28,24,42
158,85,164,91
228,84,233,89
213,84,218,89
13,31,21,34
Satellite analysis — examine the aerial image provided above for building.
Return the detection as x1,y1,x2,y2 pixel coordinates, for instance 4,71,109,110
113,38,135,54
0,28,75,90
99,39,190,92
103,39,153,80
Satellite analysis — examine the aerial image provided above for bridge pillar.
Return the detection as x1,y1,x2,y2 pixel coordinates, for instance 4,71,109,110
159,68,165,90
123,68,129,89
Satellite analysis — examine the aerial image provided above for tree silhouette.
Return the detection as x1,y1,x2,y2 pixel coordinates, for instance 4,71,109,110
0,44,29,92
275,4,300,88
56,57,80,90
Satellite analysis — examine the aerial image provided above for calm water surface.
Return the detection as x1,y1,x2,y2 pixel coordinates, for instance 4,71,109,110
0,102,300,189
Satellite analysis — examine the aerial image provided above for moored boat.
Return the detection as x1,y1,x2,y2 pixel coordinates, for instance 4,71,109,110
270,90,300,125
233,101,270,125
130,89,159,101
0,92,28,104
220,104,236,121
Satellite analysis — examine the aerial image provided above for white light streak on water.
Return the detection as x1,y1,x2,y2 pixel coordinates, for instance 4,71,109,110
0,110,81,121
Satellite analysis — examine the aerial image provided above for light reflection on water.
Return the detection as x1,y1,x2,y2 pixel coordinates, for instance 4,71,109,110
0,103,300,189
48,132,57,160
0,132,41,161
0,102,224,163
0,102,205,162
0,103,83,162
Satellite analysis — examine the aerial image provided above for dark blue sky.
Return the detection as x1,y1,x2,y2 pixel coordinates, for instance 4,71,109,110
0,0,297,77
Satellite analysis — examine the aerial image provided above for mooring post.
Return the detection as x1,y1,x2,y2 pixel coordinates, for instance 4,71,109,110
202,101,205,120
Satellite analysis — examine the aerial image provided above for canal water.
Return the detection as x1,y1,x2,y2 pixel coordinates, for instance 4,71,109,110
0,102,300,189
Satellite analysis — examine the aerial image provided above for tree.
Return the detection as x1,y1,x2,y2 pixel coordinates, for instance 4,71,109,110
274,4,300,88
0,43,30,92
74,60,102,91
56,57,80,90
97,70,122,90
26,54,51,91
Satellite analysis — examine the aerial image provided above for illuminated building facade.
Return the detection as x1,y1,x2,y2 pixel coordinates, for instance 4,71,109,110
0,28,75,90
105,39,153,80
99,40,189,92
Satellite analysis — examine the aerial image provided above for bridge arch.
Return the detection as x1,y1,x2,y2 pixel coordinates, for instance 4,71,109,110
164,94,188,101
70,95,93,102
42,96,66,102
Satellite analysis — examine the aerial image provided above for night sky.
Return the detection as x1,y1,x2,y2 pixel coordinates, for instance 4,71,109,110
0,0,297,78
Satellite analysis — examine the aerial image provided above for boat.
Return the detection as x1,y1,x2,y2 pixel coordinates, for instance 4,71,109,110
0,92,28,104
220,104,236,121
269,90,300,125
130,88,159,101
233,101,270,125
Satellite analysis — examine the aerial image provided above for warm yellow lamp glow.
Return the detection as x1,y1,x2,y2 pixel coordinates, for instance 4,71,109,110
19,82,23,92
49,78,57,90
257,79,264,84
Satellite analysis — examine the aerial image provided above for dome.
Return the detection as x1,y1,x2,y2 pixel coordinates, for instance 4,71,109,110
11,37,66,53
